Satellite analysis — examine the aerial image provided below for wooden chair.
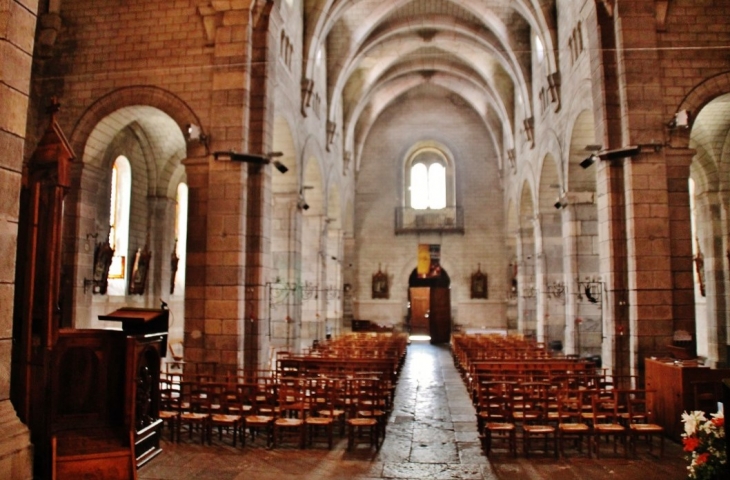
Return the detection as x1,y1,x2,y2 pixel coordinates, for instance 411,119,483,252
521,383,557,458
692,380,723,413
304,378,336,449
556,390,592,458
623,389,664,457
480,393,517,456
346,378,380,451
589,389,627,458
350,376,387,441
239,383,274,447
208,386,242,446
177,381,210,444
273,381,306,449
158,378,179,442
315,378,347,437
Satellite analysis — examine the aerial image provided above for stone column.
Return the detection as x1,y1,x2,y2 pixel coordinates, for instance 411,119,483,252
533,215,547,342
665,148,697,353
562,192,597,355
270,194,301,351
623,149,675,376
596,159,630,377
1,1,38,477
182,157,248,373
148,196,177,303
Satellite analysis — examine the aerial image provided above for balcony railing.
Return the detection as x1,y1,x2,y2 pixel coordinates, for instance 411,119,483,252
394,206,464,235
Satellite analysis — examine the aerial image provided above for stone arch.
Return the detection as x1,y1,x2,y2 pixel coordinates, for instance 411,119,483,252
687,91,730,366
70,86,206,162
64,89,196,334
678,70,730,136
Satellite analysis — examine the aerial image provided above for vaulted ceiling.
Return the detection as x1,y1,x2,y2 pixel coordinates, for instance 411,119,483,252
300,0,558,162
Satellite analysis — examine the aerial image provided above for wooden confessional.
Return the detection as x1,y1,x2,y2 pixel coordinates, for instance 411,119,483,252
11,103,167,479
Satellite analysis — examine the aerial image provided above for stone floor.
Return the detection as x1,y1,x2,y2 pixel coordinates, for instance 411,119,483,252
139,341,689,480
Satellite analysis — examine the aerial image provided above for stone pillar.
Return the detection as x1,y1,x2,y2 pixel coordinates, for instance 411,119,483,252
148,196,177,303
183,157,248,373
243,163,270,372
596,159,630,378
540,210,565,347
665,148,697,353
1,0,39,477
516,226,536,335
623,149,675,376
694,190,727,367
325,229,343,338
270,195,301,351
533,215,547,342
562,192,597,355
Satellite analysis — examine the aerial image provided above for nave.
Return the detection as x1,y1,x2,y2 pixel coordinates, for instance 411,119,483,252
139,341,688,480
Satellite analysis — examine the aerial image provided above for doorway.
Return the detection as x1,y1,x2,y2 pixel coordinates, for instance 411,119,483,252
407,268,451,344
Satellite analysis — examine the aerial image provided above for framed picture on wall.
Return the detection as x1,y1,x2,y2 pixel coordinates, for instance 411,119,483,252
129,245,152,295
470,265,487,299
372,268,389,299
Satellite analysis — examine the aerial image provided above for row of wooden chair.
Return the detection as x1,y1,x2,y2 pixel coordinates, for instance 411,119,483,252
159,374,391,450
475,381,664,458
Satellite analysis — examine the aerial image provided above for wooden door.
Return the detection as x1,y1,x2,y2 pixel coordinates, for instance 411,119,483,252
429,287,451,344
409,287,430,336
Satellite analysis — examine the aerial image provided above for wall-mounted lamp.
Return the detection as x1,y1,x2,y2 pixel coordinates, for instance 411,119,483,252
213,150,288,173
297,185,312,210
185,123,209,146
667,109,691,129
579,145,640,168
580,154,598,169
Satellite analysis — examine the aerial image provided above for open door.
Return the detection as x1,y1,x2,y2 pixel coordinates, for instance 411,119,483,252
409,287,430,336
429,287,451,344
408,266,451,342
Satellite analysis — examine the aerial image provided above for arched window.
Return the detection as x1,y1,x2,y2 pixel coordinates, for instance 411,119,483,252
173,182,188,295
407,148,451,210
107,156,131,289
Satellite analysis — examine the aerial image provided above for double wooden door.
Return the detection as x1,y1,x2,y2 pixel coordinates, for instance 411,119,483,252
409,287,451,344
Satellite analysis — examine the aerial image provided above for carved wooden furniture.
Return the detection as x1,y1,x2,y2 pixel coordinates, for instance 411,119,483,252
50,330,135,479
99,308,169,465
12,104,169,478
645,358,730,440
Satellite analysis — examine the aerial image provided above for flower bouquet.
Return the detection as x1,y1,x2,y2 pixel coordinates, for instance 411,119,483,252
681,410,726,480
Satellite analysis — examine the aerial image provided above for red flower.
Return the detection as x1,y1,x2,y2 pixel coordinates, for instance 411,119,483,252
683,437,700,452
695,453,710,465
711,417,724,428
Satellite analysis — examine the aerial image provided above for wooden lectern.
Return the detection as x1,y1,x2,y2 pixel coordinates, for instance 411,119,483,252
99,308,168,467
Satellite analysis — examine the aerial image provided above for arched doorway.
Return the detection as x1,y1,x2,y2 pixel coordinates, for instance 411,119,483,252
407,267,451,344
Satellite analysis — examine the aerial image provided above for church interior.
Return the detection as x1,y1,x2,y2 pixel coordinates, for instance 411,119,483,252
1,0,730,478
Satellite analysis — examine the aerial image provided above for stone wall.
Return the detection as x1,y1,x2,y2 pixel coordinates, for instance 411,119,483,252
354,85,507,331
0,0,36,477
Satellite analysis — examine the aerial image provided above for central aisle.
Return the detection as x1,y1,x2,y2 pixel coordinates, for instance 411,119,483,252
139,341,498,480
375,340,497,479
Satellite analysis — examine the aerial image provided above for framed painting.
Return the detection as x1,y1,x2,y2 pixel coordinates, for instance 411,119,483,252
470,265,487,299
372,268,389,299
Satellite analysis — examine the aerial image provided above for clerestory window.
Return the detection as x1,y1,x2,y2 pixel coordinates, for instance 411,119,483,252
407,147,452,210
410,162,446,210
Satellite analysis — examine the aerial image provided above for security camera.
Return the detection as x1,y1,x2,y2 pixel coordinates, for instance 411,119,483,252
272,160,288,174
